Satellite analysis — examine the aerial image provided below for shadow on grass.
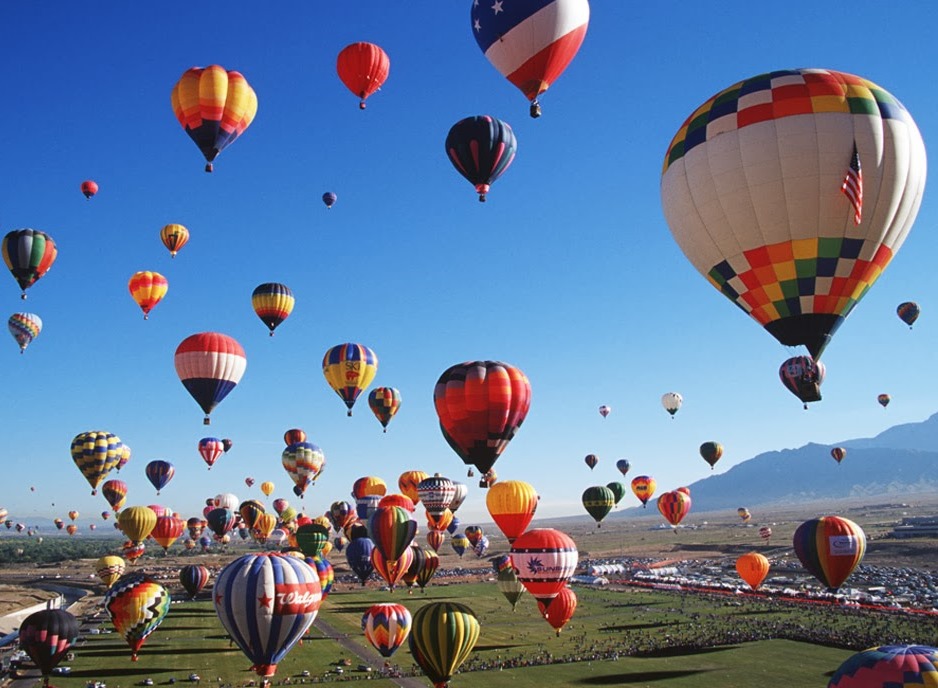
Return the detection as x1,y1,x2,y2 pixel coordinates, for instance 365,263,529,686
576,669,712,684
600,622,678,632
642,645,740,658
64,667,184,679
474,643,524,652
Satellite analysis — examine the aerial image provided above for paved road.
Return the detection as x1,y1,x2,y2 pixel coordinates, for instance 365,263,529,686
311,617,426,688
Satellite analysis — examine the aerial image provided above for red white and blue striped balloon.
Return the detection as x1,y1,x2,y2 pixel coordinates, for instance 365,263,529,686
471,0,590,116
214,553,322,678
174,332,246,424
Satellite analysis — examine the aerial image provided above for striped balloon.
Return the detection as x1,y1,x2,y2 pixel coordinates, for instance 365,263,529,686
214,553,322,678
371,546,415,590
198,437,225,469
71,431,123,495
362,603,411,658
251,283,295,336
486,480,538,543
2,228,57,298
128,271,168,319
159,223,189,258
417,476,456,518
793,516,866,591
322,343,378,416
510,528,578,606
369,506,417,563
179,564,210,599
829,645,938,687
8,312,42,353
174,333,247,425
471,0,590,117
308,556,334,598
18,609,80,677
171,66,257,173
445,116,517,202
408,602,480,687
281,442,325,498
657,490,692,527
104,572,170,661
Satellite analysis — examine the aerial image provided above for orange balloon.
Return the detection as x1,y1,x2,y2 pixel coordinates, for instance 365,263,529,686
736,552,770,590
486,480,538,543
536,586,577,636
128,271,168,319
336,42,390,109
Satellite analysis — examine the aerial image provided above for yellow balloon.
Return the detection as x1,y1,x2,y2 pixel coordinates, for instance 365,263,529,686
322,343,378,416
486,480,538,543
117,506,157,543
260,481,275,497
95,555,126,588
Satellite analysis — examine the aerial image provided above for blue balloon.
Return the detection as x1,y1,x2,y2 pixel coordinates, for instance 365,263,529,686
345,537,375,586
445,115,517,202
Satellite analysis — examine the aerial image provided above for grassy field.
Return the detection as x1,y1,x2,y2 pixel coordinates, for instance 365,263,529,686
40,574,936,688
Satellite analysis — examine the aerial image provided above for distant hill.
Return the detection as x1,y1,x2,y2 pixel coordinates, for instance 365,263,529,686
614,412,938,517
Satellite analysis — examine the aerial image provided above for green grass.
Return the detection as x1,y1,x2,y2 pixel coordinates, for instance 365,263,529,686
46,574,937,688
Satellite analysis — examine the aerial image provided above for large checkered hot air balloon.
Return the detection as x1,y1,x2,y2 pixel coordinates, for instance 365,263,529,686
214,553,322,679
171,66,257,172
471,0,590,118
661,69,926,360
104,572,171,661
828,645,938,687
174,333,247,425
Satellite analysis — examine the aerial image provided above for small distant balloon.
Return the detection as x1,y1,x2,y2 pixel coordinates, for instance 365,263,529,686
896,302,920,329
598,405,611,418
831,447,847,464
661,392,682,417
780,356,825,409
80,180,98,199
8,312,42,353
699,441,723,470
584,454,598,471
878,393,891,408
322,192,337,209
615,459,630,476
160,224,189,258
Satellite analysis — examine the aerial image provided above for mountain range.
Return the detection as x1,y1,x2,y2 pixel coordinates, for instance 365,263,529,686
616,412,938,516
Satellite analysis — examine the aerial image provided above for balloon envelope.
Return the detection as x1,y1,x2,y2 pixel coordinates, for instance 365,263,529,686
445,116,517,201
175,333,247,424
322,343,378,416
18,609,80,677
8,312,41,352
828,645,938,688
362,603,411,658
336,42,390,109
2,229,57,297
486,480,538,543
793,516,866,591
661,69,926,359
735,552,770,590
104,572,171,660
408,602,480,688
897,301,921,328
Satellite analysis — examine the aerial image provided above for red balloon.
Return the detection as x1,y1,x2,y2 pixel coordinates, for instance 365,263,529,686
657,490,691,527
336,42,390,110
80,180,98,199
434,361,531,476
537,586,577,636
510,528,577,605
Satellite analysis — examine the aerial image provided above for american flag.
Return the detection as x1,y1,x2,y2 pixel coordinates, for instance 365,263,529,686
841,143,863,225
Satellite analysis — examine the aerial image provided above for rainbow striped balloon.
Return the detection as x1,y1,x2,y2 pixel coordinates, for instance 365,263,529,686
362,603,411,658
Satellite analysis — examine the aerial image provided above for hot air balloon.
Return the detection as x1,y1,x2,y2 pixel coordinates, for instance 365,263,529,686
737,507,751,523
657,490,691,527
71,431,123,495
67,510,79,522
282,442,325,498
8,312,42,353
371,546,415,590
179,564,210,599
53,518,64,531
117,506,156,544
415,475,454,518
735,552,770,590
426,529,445,554
598,404,611,418
336,42,389,110
252,283,295,336
445,116,517,202
352,476,387,500
322,192,337,209
295,523,330,559
206,508,236,539
251,482,271,499
19,609,80,687
450,534,469,558
415,548,439,592
368,387,401,432
630,475,656,508
831,447,847,464
144,460,174,495
486,480,538,543
584,454,598,470
95,555,125,588
283,428,306,446
214,553,322,678
449,482,469,513
434,360,530,476
150,515,185,552
582,486,614,527
2,229,57,299
759,526,772,541
361,603,411,658
175,333,246,425
878,393,891,408
117,444,132,471
369,506,417,565
198,437,224,469
793,516,866,591
661,69,926,360
471,0,589,118
308,556,334,598
779,355,827,409
160,223,189,258
127,271,168,320
253,513,277,543
537,586,577,636
379,493,415,514
699,441,723,470
408,602,480,688
496,563,526,611
510,528,577,606
346,537,376,586
606,481,626,506
828,645,938,688
322,343,378,416
897,302,921,329
171,65,257,172
398,470,428,505
239,500,265,530
80,180,98,199
615,459,630,476
104,572,171,661
661,392,682,417
222,438,233,453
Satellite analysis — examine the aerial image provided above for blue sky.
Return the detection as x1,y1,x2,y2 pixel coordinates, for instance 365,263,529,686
1,2,936,528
